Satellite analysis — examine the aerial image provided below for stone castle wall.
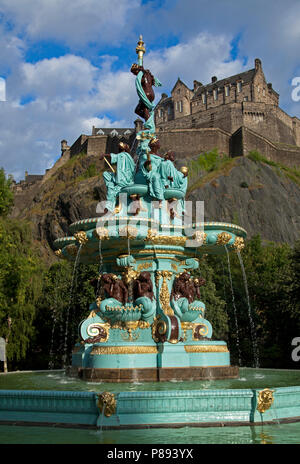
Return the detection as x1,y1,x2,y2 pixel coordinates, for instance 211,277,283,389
158,128,231,159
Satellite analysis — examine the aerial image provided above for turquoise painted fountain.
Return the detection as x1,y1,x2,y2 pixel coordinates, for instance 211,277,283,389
52,35,246,384
1,37,299,435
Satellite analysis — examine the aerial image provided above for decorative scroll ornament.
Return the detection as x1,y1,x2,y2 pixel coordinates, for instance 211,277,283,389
180,322,208,341
233,236,245,252
257,388,275,414
193,323,209,339
85,322,110,343
74,231,88,245
216,232,232,246
151,316,167,343
156,270,174,316
93,227,109,241
97,392,117,417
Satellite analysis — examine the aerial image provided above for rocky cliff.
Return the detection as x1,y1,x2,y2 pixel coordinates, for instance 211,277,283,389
11,152,300,261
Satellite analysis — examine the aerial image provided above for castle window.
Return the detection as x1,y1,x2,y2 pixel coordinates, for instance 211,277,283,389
225,85,230,97
243,96,249,102
202,93,206,104
213,89,218,100
179,100,183,112
237,82,242,93
167,106,171,115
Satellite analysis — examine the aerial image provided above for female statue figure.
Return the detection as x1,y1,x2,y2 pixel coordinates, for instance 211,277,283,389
134,138,165,202
131,63,162,124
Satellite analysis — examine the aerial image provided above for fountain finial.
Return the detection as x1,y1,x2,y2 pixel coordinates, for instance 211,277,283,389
136,34,146,66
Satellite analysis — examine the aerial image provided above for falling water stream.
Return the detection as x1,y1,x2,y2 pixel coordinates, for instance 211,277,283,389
127,237,131,257
96,239,103,299
237,251,260,368
225,246,242,366
48,269,60,370
62,244,82,368
98,404,106,434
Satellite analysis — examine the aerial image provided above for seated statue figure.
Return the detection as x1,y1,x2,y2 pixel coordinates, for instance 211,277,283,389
171,272,205,321
134,138,164,202
160,151,188,215
100,142,135,214
160,151,188,192
133,271,156,323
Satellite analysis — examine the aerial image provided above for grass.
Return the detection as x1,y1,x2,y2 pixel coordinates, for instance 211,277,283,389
187,149,239,194
76,163,99,182
247,150,300,186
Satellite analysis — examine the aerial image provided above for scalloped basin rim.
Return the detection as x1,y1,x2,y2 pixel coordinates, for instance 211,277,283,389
54,222,247,251
68,219,247,236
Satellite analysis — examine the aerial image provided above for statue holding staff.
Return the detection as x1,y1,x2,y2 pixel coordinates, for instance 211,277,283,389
99,142,135,214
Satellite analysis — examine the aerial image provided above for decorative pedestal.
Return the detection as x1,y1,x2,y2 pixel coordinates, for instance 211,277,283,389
54,192,246,382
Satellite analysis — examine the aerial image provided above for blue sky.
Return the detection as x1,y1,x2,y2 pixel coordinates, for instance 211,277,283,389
0,0,300,181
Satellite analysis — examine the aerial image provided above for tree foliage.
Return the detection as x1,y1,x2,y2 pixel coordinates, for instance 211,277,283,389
0,218,44,365
208,235,300,367
0,168,14,216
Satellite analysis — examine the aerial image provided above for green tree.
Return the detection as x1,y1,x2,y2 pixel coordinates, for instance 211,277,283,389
192,256,228,341
0,218,44,367
0,168,14,216
32,260,99,368
209,235,298,368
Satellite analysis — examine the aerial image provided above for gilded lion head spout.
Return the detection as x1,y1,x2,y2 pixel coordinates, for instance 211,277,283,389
257,388,275,413
97,391,117,417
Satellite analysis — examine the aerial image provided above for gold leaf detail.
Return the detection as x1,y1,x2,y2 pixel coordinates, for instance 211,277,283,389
74,231,88,245
257,388,274,414
216,232,232,245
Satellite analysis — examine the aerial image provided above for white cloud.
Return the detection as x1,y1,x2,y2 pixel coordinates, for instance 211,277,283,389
0,0,140,46
21,54,99,98
146,32,246,97
1,0,300,182
0,53,136,180
0,78,6,101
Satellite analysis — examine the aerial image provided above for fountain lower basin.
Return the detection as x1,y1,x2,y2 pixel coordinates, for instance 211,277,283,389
0,369,299,430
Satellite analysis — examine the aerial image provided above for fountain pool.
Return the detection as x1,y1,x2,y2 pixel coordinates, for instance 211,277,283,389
0,368,299,436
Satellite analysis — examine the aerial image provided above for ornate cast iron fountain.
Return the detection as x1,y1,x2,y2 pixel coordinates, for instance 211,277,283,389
53,36,247,383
